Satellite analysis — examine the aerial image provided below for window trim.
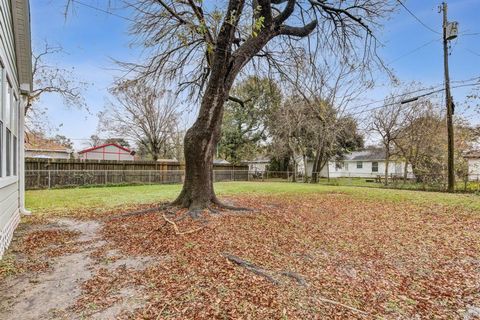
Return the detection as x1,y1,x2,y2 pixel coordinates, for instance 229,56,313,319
356,161,363,169
6,128,11,177
372,161,379,173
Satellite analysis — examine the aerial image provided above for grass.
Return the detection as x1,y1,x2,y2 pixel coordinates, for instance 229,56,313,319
26,181,480,214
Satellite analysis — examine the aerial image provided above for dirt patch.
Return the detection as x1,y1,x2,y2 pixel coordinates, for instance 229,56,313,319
0,218,154,320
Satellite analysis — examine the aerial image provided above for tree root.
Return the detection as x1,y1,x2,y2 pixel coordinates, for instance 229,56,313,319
280,271,307,287
221,253,370,316
221,253,308,287
212,198,253,212
221,253,281,285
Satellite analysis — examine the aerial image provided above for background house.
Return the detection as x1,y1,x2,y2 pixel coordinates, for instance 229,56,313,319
243,158,270,172
318,149,412,178
25,133,72,159
0,0,32,259
464,151,480,181
78,143,136,161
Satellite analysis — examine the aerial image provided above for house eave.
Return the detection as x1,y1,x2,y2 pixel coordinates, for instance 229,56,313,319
10,0,33,93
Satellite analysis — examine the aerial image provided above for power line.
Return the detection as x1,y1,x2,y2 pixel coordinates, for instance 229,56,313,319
346,81,480,117
460,32,480,36
466,48,480,57
70,0,135,22
387,37,440,65
395,0,441,35
346,75,480,116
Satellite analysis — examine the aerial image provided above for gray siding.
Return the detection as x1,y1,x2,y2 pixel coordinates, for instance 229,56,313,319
0,0,21,259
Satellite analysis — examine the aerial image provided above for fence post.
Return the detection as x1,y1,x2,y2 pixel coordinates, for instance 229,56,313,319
105,171,108,185
48,170,51,189
149,171,152,184
231,168,234,181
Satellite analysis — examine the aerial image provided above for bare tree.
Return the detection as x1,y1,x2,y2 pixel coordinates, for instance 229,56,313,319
26,42,88,133
370,97,405,185
269,95,310,181
99,81,179,161
115,0,395,212
284,59,367,183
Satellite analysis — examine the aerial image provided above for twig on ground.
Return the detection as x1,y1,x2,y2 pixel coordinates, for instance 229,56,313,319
316,297,370,316
162,214,206,235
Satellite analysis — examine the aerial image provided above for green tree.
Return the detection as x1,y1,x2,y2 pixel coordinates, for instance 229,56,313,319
218,77,281,164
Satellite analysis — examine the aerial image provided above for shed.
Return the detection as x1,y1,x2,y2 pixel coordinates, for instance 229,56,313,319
78,143,136,161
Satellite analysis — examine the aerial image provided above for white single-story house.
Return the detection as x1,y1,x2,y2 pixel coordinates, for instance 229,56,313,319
78,143,136,161
0,0,32,259
464,151,480,181
317,149,413,179
243,158,270,172
25,133,72,159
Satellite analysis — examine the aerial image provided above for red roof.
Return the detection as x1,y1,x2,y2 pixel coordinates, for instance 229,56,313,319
78,143,134,155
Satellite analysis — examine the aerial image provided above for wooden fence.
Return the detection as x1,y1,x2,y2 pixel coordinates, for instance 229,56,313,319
25,158,249,189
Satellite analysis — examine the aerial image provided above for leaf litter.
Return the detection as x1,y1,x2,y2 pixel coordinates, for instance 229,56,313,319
1,193,480,319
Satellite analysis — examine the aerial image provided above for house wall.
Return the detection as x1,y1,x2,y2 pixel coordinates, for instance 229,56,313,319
0,0,21,258
318,160,411,178
467,159,480,181
248,162,268,172
79,145,134,161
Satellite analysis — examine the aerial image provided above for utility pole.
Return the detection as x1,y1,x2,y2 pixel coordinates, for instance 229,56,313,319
441,1,456,193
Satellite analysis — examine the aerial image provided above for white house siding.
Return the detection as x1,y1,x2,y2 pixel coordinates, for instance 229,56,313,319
0,0,19,258
0,0,31,259
247,162,268,172
467,159,480,181
318,160,410,178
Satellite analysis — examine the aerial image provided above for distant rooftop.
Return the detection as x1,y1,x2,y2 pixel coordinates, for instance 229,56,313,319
344,149,386,161
214,159,230,165
25,133,71,153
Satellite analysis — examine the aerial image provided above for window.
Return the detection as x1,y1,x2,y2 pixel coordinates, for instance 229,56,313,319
13,136,17,176
12,94,18,135
335,161,343,171
5,81,11,128
357,161,363,169
372,161,379,173
6,129,11,176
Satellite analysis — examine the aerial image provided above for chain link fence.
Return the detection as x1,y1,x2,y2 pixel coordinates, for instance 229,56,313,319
25,169,480,193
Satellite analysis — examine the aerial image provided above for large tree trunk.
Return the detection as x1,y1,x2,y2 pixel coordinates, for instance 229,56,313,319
172,90,227,210
170,0,283,211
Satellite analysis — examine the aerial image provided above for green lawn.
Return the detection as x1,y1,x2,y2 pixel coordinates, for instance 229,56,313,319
26,181,480,214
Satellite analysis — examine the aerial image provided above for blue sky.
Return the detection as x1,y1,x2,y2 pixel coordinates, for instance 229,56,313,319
30,0,480,149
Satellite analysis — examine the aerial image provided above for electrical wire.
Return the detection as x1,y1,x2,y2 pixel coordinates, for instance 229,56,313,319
70,0,134,22
395,0,441,35
346,81,480,117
